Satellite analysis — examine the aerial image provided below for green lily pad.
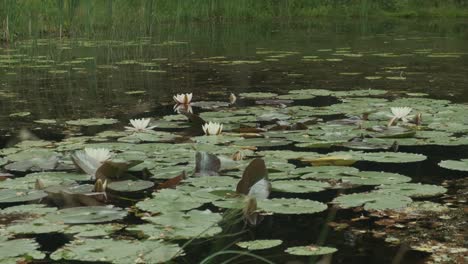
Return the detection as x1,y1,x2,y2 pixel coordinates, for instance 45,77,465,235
0,239,45,261
66,118,118,126
0,172,90,190
438,159,468,172
46,206,127,224
51,239,181,264
0,204,57,216
184,176,238,189
236,239,283,250
285,245,337,256
332,192,412,210
239,92,278,99
272,180,330,193
360,152,427,163
0,189,47,204
118,131,178,143
340,171,412,186
136,189,205,213
257,198,327,214
377,183,447,198
233,138,290,148
131,209,222,240
107,180,154,193
7,218,67,234
65,224,124,238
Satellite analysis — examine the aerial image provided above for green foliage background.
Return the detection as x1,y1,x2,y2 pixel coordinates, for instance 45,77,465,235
1,0,468,41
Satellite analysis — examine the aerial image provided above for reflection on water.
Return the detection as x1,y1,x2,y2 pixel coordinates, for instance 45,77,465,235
0,19,467,126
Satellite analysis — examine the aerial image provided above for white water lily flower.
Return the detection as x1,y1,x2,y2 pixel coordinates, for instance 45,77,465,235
72,148,112,179
173,93,193,105
125,118,156,132
174,103,193,114
391,107,412,119
84,148,112,163
202,121,223,136
388,107,413,126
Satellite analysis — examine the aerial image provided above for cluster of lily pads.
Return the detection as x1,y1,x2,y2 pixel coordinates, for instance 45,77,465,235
0,88,466,263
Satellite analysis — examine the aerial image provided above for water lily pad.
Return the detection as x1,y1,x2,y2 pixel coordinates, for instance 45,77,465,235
340,171,412,186
360,152,427,163
46,206,127,224
118,131,178,143
236,239,283,250
184,176,238,189
65,224,124,238
0,204,57,216
257,198,327,214
438,159,468,172
239,92,278,99
66,118,118,126
285,245,337,256
332,192,412,210
377,183,447,198
233,138,290,148
107,180,154,193
51,239,181,264
132,209,222,240
6,218,67,234
0,171,90,190
272,180,330,193
0,189,47,204
0,239,45,261
136,189,204,213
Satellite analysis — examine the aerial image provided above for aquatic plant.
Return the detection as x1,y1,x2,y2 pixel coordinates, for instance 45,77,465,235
173,93,193,105
124,118,156,132
202,121,223,136
388,106,413,126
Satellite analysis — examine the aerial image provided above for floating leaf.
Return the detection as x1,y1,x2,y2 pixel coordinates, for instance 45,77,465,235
257,198,327,214
236,239,283,250
0,189,47,204
285,245,337,256
377,183,447,198
51,239,181,264
438,159,468,172
66,118,118,126
136,189,205,213
107,180,154,193
272,180,330,193
0,239,45,261
360,152,427,163
45,206,127,224
131,209,222,240
332,192,412,210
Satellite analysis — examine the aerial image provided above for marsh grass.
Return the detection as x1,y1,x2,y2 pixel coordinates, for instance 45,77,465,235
1,0,468,42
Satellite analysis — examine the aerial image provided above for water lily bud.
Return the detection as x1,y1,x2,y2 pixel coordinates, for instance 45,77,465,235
35,179,45,190
94,179,107,193
232,150,244,161
229,93,237,104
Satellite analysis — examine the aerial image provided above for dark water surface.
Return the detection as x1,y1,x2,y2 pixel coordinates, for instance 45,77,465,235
0,18,467,263
1,18,467,126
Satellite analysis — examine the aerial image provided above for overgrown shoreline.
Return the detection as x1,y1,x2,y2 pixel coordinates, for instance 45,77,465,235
1,0,468,42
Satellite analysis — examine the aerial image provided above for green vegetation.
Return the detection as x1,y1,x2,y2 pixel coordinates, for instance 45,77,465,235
1,0,468,41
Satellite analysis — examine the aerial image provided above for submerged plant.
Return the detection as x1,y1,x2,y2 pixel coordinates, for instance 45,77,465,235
173,93,193,105
388,107,413,126
124,118,156,132
202,121,223,136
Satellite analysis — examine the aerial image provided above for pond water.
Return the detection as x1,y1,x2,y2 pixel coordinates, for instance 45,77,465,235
0,18,467,264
